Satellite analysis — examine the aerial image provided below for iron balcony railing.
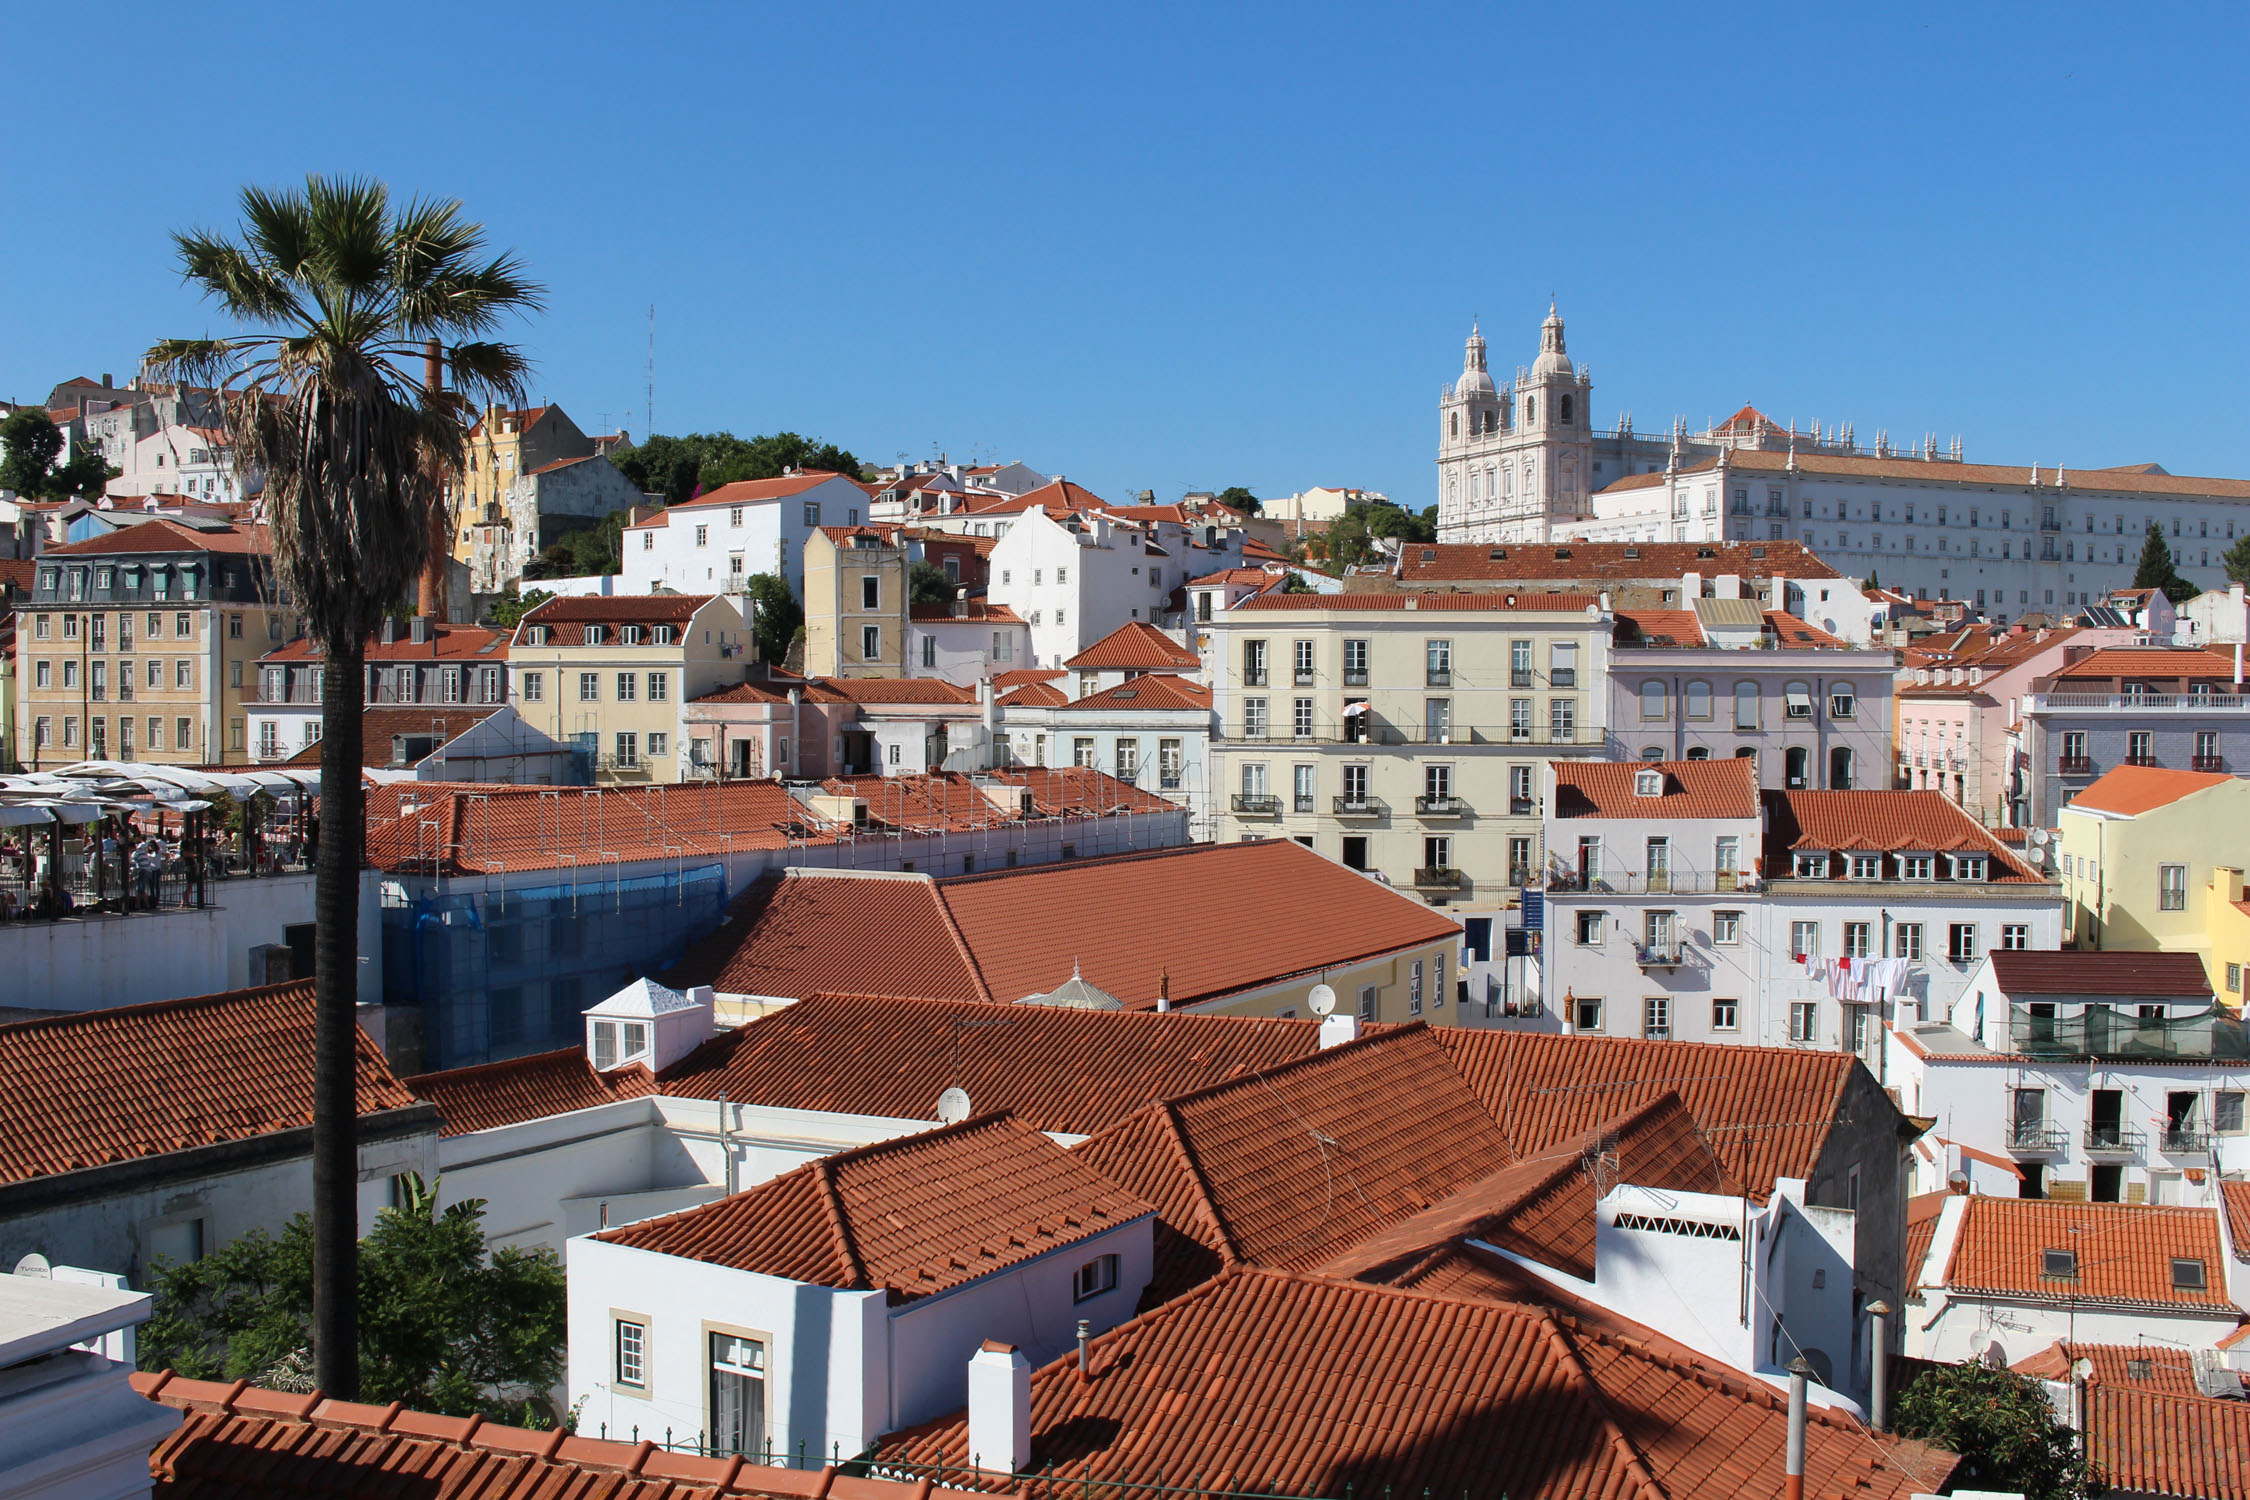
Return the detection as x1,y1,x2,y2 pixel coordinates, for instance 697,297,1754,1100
1230,793,1282,815
2005,1125,2068,1155
1415,794,1469,816
2057,755,2093,775
1546,869,1752,895
1217,721,1582,747
2160,1126,2212,1154
2083,1125,2145,1154
1414,866,1466,889
1332,795,1387,817
2032,693,2250,712
2194,755,2227,772
1635,944,1688,970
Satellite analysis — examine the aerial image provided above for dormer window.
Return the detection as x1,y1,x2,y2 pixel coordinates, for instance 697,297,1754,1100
1953,855,1988,882
1849,854,1881,880
591,1019,650,1071
621,624,645,645
1900,853,1934,881
585,624,608,645
524,625,548,646
1794,852,1830,879
1633,769,1663,798
653,624,675,645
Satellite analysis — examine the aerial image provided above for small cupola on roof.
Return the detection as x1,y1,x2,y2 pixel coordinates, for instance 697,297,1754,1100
1531,302,1574,380
1454,322,1496,399
1016,961,1124,1012
584,976,715,1073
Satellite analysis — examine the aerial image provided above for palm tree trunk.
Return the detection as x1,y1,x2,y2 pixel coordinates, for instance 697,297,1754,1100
419,339,451,623
312,635,365,1398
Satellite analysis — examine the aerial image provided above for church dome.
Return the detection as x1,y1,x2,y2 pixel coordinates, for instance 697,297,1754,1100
1532,305,1573,379
1455,322,1496,400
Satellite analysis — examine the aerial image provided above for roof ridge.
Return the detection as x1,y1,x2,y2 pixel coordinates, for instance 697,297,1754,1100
813,1154,873,1290
1532,1307,1674,1500
1155,1099,1243,1265
1152,1020,1434,1115
0,976,312,1036
926,882,996,1003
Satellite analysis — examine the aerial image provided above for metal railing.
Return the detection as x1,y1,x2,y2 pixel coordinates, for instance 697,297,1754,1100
2194,755,2227,772
1216,721,1582,747
1635,944,1687,969
2057,755,2093,775
1546,869,1751,895
1332,795,1386,817
2083,1125,2145,1154
1414,866,1466,889
2005,1125,2068,1155
1414,795,1469,815
1230,793,1281,815
2160,1126,2212,1154
2032,693,2250,712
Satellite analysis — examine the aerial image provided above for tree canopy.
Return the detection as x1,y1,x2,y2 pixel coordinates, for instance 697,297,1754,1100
523,510,630,580
610,431,866,505
1890,1362,2103,1500
1216,486,1261,515
743,572,801,665
1303,500,1437,569
2222,533,2250,587
140,1175,566,1422
485,586,552,629
2132,520,2200,604
910,560,955,608
0,409,116,500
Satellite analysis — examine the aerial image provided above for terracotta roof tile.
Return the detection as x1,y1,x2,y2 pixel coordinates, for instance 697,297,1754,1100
363,779,810,875
804,676,978,705
1611,608,1706,645
1761,790,2045,880
595,1113,1153,1301
1399,539,1840,584
2010,1340,2238,1398
1434,1029,1855,1201
1942,1197,2236,1311
135,1370,944,1499
519,593,715,640
996,680,1068,707
2226,1181,2250,1262
2082,1381,2250,1499
1614,445,2250,502
0,981,420,1184
262,624,512,663
909,601,1022,623
1987,950,2213,998
1055,674,1211,712
406,1048,653,1136
874,1267,1951,1500
988,766,1180,817
283,705,505,766
40,517,270,556
2048,645,2242,682
668,871,981,1001
1552,758,1760,819
1062,623,1199,671
661,472,852,510
1234,590,1602,611
2065,764,2239,816
1764,610,1847,648
1905,1191,1949,1289
992,669,1065,690
645,993,1335,1137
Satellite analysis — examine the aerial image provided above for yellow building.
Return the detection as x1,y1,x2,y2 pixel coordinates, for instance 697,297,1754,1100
508,594,750,784
802,526,906,678
16,520,294,767
454,406,601,562
2057,763,2250,1002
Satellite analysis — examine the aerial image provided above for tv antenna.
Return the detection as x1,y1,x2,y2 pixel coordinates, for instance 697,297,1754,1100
646,305,656,438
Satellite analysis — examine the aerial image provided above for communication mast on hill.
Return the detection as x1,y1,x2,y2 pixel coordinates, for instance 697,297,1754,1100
646,305,656,437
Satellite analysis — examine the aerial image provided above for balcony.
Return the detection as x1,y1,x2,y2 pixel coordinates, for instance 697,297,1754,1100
2057,755,2093,775
2159,1126,2212,1155
1511,670,1534,688
1635,944,1688,970
2033,692,2250,713
2125,752,2160,767
1551,669,1576,688
1243,670,1268,687
2005,1125,2068,1156
1426,670,1452,687
1413,866,1466,890
1293,670,1316,687
1231,793,1282,815
1509,796,1535,816
1342,669,1369,686
1415,794,1469,817
1332,795,1387,818
2083,1125,2145,1155
2194,754,2227,772
1546,869,1756,896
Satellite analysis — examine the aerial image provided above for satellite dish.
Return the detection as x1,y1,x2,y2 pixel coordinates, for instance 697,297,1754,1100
1308,983,1337,1017
13,1253,49,1279
2029,829,2051,846
936,1086,971,1125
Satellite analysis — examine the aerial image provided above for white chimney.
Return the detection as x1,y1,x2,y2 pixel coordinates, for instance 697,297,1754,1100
1318,1012,1361,1049
967,1340,1031,1474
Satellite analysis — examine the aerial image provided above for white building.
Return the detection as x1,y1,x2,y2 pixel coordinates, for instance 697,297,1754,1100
566,1113,1154,1461
986,508,1219,668
0,1267,178,1500
994,651,1213,837
1540,760,2063,1059
620,472,874,600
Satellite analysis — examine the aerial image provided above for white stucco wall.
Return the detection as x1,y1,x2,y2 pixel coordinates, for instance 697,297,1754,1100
1,872,316,1012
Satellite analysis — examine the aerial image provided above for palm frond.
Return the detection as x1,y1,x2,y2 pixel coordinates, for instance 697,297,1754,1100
442,341,536,408
237,182,316,280
302,175,395,304
174,231,307,326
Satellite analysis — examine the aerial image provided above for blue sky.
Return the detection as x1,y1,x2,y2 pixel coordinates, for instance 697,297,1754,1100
3,4,2245,509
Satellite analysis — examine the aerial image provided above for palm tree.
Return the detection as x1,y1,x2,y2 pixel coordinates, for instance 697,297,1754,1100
148,176,540,1397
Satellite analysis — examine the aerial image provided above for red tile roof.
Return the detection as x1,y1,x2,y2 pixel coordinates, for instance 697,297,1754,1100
281,705,503,766
363,779,812,875
519,593,716,641
1761,791,2045,880
1612,608,1706,645
1905,1191,1949,1289
667,842,1454,1013
650,992,1336,1137
595,1113,1152,1301
1398,539,1840,584
135,1370,953,1500
803,676,978,705
2048,645,2241,682
2081,1381,2250,1500
1552,757,1760,819
996,680,1068,707
262,624,512,663
40,517,270,556
874,1267,1951,1500
2011,1340,2239,1399
1613,444,2250,502
2226,1180,2250,1262
0,981,421,1184
1063,622,1199,671
2065,764,2238,817
1056,674,1211,712
1987,950,2213,998
664,472,853,509
991,669,1064,691
990,766,1182,816
405,1048,653,1136
1942,1197,2236,1311
1434,1029,1857,1201
1232,590,1602,611
909,601,1022,623
1764,610,1847,648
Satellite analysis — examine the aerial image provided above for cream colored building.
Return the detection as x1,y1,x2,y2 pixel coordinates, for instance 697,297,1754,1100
454,405,607,562
2058,764,2250,1000
1205,591,1614,928
508,594,750,783
802,526,906,678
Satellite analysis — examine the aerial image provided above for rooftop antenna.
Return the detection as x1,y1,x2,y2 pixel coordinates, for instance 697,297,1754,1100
646,304,656,438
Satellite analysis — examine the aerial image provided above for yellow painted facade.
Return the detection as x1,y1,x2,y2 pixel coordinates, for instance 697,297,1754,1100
2058,775,2250,1001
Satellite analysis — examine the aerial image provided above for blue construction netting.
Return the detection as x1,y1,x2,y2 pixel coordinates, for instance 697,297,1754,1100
381,862,729,1069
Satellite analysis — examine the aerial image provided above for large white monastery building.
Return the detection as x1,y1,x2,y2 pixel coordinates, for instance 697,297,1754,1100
1437,310,2250,621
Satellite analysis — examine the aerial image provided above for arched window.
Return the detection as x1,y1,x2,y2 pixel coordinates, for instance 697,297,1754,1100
1685,745,1711,760
1684,680,1713,721
1524,395,1537,425
1640,680,1668,722
1829,745,1855,790
1560,393,1575,424
1502,466,1513,498
1450,412,1459,438
1734,680,1759,729
1470,470,1481,501
1640,746,1664,761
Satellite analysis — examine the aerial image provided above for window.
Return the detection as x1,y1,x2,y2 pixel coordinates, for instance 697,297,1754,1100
616,671,638,702
596,1314,649,1393
2002,924,2030,950
1294,697,1315,739
709,1333,767,1458
1358,985,1377,1021
2232,964,2245,995
1549,640,1578,687
860,624,881,660
1712,998,1739,1031
614,732,639,767
803,502,820,526
1344,638,1369,684
1790,1002,1819,1043
1073,1253,1120,1302
1575,910,1604,945
2160,863,2188,911
1713,910,1741,944
1293,639,1315,685
1849,854,1881,880
1510,638,1533,687
1684,680,1712,720
1243,639,1268,686
1790,920,1820,959
578,672,600,702
1948,923,1979,963
2218,1091,2246,1134
649,732,670,757
2129,729,2154,764
1900,853,1934,881
1794,851,1829,879
585,624,608,645
648,671,669,701
1425,698,1451,743
1896,923,1923,960
1160,739,1183,789
1952,854,1986,881
1574,995,1603,1032
1114,739,1139,781
1243,698,1268,738
1640,680,1668,721
1784,681,1812,719
1643,997,1670,1040
2173,1257,2208,1292
1293,763,1316,812
1734,680,1759,729
1549,698,1575,740
34,661,49,689
861,576,880,609
694,524,709,547
1828,683,1855,719
1409,960,1425,1016
1073,737,1097,768
175,717,191,749
1844,922,1871,958
1425,638,1451,685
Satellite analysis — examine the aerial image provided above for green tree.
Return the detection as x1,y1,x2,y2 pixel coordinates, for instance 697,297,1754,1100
610,431,865,503
2222,534,2250,587
744,572,801,665
141,1175,565,1421
1,408,117,499
1891,1363,2103,1500
909,560,954,608
485,586,552,629
1278,571,1316,594
2133,521,2199,604
523,510,630,580
147,175,541,1398
1216,486,1261,515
